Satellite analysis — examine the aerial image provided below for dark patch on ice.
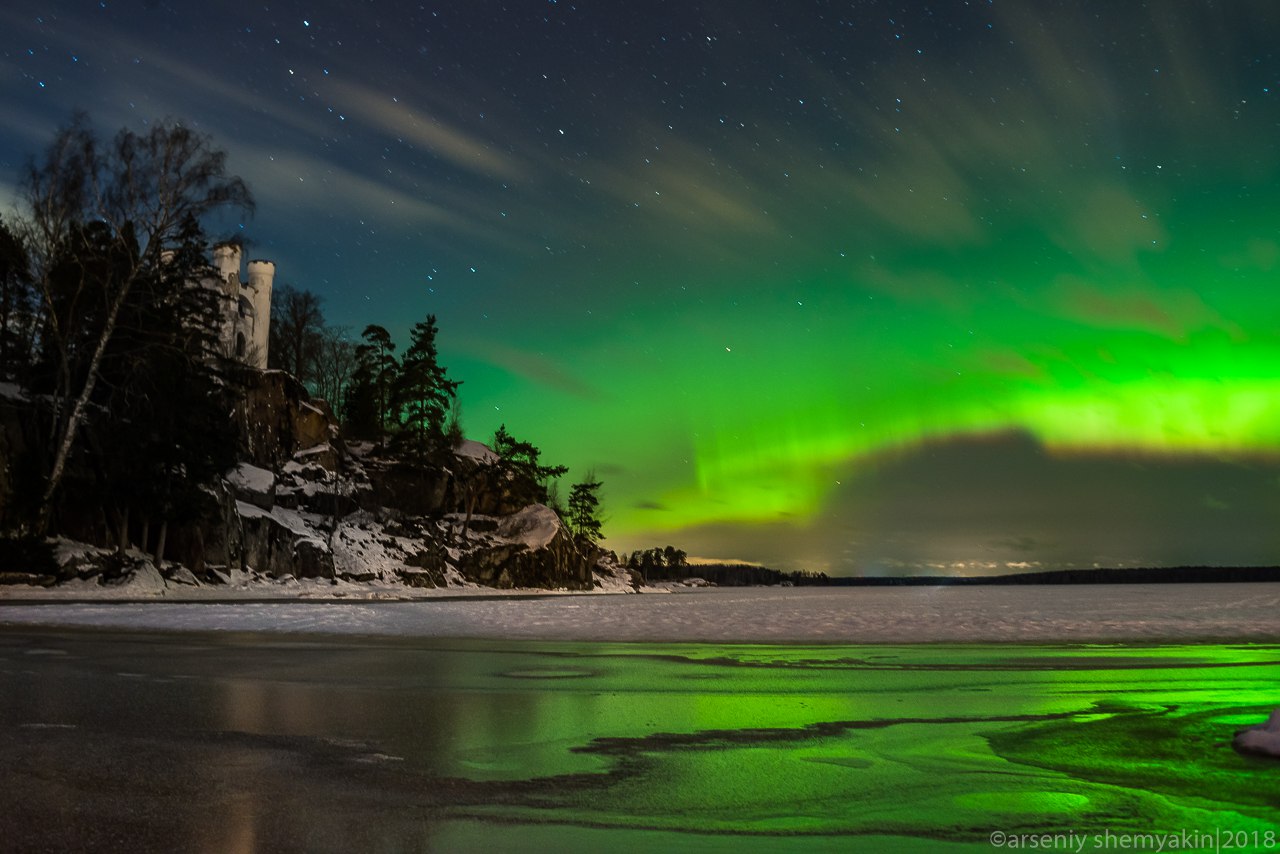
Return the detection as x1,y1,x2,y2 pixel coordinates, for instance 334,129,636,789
536,649,1280,673
573,710,1083,757
499,667,596,679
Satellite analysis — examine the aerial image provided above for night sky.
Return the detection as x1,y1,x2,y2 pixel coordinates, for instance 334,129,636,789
4,1,1280,574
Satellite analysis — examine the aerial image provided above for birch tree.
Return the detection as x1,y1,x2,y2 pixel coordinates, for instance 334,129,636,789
20,114,252,532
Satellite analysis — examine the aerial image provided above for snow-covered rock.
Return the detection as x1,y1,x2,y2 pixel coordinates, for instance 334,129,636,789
166,566,201,586
109,561,168,595
0,382,27,401
1234,709,1280,758
454,439,499,464
236,500,332,580
226,463,276,510
497,504,560,550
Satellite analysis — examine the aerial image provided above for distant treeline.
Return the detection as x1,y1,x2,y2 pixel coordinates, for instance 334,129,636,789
684,564,831,586
626,545,1280,588
829,566,1280,586
623,547,828,586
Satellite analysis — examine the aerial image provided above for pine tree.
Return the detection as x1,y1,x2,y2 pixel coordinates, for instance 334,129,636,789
567,477,604,545
492,423,568,503
344,324,398,441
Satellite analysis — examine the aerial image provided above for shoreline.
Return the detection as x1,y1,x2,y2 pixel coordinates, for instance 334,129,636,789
2,622,1279,650
2,584,1277,645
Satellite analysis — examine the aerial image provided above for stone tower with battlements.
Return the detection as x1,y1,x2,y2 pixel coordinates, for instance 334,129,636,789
210,242,274,369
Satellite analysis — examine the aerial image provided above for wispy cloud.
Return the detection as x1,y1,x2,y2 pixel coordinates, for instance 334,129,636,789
325,80,524,181
1051,275,1245,342
454,339,603,401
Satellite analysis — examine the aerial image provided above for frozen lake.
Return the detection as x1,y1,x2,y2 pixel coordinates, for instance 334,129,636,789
2,583,1278,642
2,628,1277,851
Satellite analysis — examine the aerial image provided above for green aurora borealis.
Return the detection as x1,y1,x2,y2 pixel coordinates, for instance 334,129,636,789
450,64,1280,571
5,2,1280,571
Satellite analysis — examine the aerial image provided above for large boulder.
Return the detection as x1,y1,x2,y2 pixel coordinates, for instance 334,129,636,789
1234,709,1280,758
458,504,594,589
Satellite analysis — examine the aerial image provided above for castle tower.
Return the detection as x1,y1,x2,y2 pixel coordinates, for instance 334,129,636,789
246,260,276,370
211,243,242,297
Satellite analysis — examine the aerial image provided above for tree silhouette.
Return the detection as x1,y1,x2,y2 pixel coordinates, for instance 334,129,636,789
492,423,567,503
0,217,35,383
344,324,398,441
269,283,324,384
567,476,603,545
18,114,251,532
390,315,458,455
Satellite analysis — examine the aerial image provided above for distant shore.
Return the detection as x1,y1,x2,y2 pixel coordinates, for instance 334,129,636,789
825,565,1280,586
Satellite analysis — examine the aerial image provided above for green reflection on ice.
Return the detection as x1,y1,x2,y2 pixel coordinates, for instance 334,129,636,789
432,643,1280,848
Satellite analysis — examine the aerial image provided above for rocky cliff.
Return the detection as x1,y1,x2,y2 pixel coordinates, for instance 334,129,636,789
0,372,622,593
212,372,602,590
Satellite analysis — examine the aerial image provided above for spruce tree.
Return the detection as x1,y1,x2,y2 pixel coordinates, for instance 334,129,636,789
390,315,458,456
567,477,604,545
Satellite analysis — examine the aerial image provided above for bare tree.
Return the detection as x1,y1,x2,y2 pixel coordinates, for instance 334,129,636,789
311,324,358,411
20,114,252,532
269,283,324,384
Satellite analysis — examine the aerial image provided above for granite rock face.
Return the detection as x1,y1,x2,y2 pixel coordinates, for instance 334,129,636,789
235,371,337,471
0,370,598,591
216,379,595,589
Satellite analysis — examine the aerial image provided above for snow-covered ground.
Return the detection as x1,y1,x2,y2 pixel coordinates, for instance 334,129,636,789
3,533,638,600
1,583,1277,642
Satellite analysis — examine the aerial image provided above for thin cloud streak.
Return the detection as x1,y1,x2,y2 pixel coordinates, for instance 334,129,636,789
325,80,525,181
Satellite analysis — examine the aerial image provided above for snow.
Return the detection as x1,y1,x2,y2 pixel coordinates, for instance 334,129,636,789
53,538,105,565
1,584,1277,642
0,382,27,401
328,510,423,579
454,439,499,464
225,463,275,494
1234,709,1280,758
114,562,168,594
590,560,637,594
235,500,270,520
496,504,560,550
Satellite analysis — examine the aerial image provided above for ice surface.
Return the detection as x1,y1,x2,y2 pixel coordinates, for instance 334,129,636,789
1,584,1277,642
